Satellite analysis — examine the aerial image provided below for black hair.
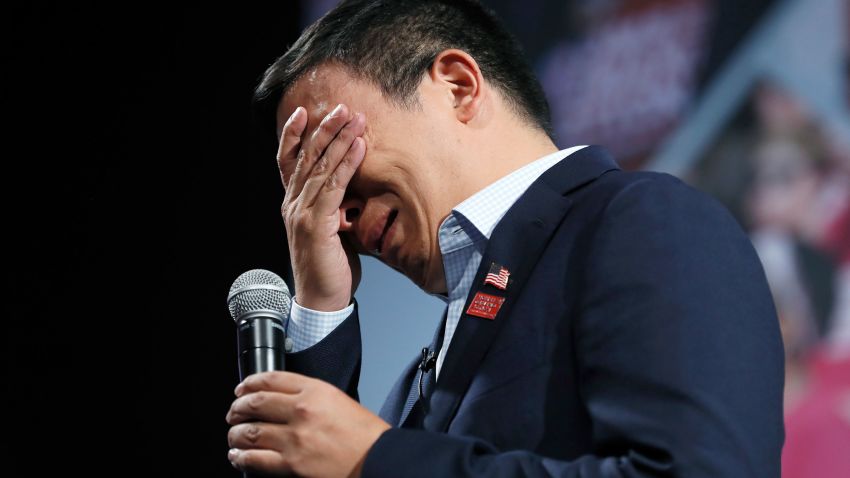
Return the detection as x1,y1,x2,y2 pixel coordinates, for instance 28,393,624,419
253,0,552,138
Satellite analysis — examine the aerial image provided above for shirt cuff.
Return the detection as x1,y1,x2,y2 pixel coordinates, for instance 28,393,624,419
286,299,354,353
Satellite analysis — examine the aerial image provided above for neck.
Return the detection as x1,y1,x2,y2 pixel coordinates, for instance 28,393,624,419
453,125,558,206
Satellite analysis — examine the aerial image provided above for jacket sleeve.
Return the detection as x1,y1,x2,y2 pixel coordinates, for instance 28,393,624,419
284,301,362,400
362,175,785,477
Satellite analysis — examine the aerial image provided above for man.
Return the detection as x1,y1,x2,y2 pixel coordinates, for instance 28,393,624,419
225,1,785,476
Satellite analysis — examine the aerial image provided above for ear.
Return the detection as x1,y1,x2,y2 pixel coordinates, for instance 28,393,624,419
429,49,484,123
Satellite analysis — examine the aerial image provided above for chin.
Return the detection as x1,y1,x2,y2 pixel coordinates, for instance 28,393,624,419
392,243,442,292
415,265,446,295
400,257,433,291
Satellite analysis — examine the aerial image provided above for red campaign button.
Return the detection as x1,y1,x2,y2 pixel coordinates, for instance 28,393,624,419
466,292,506,320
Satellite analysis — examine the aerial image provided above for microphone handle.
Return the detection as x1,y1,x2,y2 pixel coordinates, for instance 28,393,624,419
236,315,286,478
237,315,286,379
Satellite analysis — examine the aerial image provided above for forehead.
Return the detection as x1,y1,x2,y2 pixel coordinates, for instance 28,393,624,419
275,64,378,139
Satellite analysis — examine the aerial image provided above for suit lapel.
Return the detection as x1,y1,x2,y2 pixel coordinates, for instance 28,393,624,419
379,355,419,424
422,146,619,432
382,309,449,425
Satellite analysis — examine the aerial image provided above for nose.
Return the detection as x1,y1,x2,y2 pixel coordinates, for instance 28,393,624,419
338,196,364,233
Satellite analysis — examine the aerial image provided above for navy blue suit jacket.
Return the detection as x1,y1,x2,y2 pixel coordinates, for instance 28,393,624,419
288,146,785,477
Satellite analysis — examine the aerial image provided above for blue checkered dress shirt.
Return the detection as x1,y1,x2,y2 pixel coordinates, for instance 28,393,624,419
287,146,587,380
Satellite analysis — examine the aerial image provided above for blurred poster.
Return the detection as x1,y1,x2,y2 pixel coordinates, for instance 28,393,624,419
537,0,711,166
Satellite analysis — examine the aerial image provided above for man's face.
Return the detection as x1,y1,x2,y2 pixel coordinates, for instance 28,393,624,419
277,63,461,293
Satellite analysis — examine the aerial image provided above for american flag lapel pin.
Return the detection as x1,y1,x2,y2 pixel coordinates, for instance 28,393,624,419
483,262,510,290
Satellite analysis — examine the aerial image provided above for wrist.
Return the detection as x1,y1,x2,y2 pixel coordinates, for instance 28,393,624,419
295,292,352,312
349,422,390,478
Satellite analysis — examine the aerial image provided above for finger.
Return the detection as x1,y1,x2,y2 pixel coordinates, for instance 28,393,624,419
293,106,360,204
286,103,352,200
227,391,298,425
228,422,292,451
228,447,292,476
301,112,365,208
277,106,308,188
235,371,309,397
310,132,366,214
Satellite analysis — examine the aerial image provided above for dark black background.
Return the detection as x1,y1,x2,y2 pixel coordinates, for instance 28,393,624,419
4,1,775,476
7,4,300,476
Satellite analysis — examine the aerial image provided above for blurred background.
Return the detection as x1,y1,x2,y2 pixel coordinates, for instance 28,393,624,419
6,0,848,476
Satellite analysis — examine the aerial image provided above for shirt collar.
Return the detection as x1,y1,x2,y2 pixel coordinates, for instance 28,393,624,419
430,146,587,304
451,145,587,239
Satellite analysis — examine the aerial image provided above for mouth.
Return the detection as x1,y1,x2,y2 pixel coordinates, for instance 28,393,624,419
376,209,398,255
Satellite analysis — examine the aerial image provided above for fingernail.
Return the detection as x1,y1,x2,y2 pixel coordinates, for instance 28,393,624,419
330,103,344,118
234,383,243,397
228,448,240,468
288,107,301,122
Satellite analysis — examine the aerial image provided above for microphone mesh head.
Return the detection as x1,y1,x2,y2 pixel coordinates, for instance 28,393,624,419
227,269,292,321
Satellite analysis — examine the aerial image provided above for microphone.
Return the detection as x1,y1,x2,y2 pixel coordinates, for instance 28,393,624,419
227,269,292,380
